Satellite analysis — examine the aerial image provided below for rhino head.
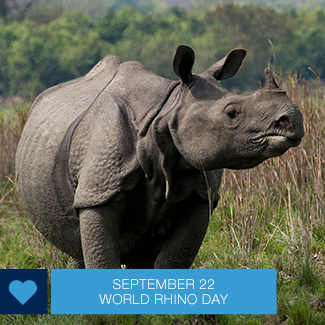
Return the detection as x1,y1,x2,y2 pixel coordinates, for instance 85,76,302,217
169,45,304,170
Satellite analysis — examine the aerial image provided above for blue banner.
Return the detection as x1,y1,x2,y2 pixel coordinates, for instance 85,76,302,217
51,269,276,314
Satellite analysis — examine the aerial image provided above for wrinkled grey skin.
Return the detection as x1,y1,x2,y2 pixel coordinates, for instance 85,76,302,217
16,46,304,269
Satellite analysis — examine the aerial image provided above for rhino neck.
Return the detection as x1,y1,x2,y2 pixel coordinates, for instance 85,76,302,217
137,87,220,204
136,82,180,140
137,113,200,203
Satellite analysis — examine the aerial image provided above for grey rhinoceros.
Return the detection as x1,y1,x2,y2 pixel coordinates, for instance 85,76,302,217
16,45,304,269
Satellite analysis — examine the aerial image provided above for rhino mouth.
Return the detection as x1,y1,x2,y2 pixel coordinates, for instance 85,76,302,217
259,134,301,158
226,133,299,170
268,134,301,144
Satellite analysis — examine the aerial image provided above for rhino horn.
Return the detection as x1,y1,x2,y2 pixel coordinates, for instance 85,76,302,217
264,68,281,90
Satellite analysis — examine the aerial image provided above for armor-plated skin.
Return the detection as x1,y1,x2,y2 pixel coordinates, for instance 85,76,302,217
16,46,304,268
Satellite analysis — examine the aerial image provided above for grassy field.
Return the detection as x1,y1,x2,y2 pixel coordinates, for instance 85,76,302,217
0,73,325,324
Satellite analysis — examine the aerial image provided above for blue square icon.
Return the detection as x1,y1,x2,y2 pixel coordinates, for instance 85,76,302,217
0,269,48,314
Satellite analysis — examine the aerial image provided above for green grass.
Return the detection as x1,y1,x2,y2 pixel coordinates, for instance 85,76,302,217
1,73,325,323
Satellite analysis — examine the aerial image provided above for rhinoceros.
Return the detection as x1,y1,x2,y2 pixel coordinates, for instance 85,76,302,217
16,45,304,269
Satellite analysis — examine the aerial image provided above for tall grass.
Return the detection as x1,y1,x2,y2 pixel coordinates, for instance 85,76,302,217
0,74,325,324
0,106,27,178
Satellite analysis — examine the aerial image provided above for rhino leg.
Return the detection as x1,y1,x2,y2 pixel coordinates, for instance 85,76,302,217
79,205,122,269
154,197,213,269
70,257,85,269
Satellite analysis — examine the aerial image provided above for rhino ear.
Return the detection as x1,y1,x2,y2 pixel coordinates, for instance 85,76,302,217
205,49,247,80
173,45,195,84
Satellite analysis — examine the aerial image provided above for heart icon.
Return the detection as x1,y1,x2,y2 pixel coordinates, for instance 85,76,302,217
9,280,37,305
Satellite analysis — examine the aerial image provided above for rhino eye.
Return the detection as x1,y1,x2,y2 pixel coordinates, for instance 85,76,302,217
225,104,241,121
227,109,239,119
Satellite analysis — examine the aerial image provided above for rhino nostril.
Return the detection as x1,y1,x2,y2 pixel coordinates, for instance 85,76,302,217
277,116,292,128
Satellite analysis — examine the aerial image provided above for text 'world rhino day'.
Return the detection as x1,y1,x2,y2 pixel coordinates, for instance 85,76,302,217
98,277,228,305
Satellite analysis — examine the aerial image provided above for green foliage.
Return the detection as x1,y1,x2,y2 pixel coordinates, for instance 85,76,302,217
5,20,50,96
0,11,103,97
47,12,101,81
0,4,325,98
291,9,325,77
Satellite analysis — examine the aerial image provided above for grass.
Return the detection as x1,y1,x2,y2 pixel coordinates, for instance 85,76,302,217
1,73,325,324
